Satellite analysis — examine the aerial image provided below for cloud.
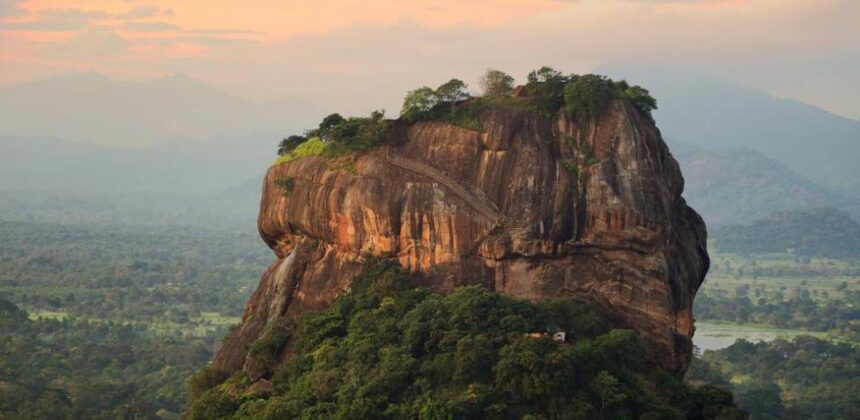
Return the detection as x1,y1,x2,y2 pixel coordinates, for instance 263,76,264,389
122,21,179,32
1,0,858,118
189,29,265,36
0,0,27,18
49,29,130,57
118,6,162,19
1,5,168,32
177,35,258,46
175,0,857,118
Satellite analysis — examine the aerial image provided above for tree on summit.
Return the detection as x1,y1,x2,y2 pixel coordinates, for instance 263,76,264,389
479,69,515,97
318,113,345,141
436,78,469,104
400,86,437,122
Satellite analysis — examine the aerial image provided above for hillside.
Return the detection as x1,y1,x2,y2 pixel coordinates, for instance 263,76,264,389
713,207,860,258
0,72,321,147
0,132,276,193
602,68,860,203
668,142,842,227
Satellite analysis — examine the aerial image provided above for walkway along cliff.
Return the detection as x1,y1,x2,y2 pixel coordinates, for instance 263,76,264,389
213,99,709,379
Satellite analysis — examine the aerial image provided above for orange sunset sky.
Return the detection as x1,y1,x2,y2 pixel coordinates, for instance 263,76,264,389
1,0,858,118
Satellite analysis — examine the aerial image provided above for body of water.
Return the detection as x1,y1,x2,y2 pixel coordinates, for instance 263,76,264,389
692,321,825,351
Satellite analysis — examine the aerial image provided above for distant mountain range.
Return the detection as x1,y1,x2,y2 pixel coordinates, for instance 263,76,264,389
603,68,860,202
0,132,277,193
1,70,858,228
712,207,860,258
668,141,846,227
0,71,321,147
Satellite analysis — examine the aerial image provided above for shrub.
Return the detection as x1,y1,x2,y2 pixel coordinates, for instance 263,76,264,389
564,74,618,122
186,388,239,420
247,318,293,368
624,85,658,121
187,367,229,402
277,135,307,156
275,177,295,195
274,111,390,166
273,137,327,165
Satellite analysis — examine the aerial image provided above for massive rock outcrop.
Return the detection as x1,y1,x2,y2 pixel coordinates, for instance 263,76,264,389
214,100,708,377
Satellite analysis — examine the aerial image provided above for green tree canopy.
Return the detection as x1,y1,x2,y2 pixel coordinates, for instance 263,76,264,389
479,69,515,97
436,78,470,103
318,113,345,141
564,74,617,122
400,86,438,122
277,135,306,156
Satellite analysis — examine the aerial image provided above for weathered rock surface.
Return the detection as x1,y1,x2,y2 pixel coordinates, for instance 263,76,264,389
213,101,709,376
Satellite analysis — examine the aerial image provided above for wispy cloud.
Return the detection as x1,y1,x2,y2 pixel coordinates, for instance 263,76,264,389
0,0,27,18
0,0,858,118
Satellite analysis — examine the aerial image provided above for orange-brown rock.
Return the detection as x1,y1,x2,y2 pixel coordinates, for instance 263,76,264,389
213,100,709,377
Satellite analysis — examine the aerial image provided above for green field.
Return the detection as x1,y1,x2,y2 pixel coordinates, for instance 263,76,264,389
704,251,860,301
694,250,860,348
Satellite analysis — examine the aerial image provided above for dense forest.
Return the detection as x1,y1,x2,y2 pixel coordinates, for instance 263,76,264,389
687,337,860,419
187,261,745,419
713,208,860,258
695,284,860,340
0,298,209,419
0,219,268,418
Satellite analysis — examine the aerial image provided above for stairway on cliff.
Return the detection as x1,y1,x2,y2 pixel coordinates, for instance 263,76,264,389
385,150,547,255
385,151,505,225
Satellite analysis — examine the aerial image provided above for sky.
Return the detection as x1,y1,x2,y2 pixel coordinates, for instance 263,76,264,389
1,0,859,119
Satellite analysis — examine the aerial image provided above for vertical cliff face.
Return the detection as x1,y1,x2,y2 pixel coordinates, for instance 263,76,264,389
213,100,708,377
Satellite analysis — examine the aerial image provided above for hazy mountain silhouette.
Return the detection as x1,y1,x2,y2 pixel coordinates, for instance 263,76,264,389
3,69,859,227
0,132,277,193
602,68,860,200
0,71,322,147
669,141,845,227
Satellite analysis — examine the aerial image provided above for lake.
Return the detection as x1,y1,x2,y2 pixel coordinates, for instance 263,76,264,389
692,321,827,351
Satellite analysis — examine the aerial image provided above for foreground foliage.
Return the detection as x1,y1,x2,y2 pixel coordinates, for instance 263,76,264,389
188,261,744,419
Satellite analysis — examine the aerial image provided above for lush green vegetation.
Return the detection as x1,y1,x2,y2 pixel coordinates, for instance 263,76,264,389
398,67,658,131
277,135,307,156
187,261,744,420
0,298,214,419
274,110,390,166
274,137,328,165
695,252,860,341
696,286,860,341
687,336,860,419
713,207,860,258
478,68,515,97
0,219,267,417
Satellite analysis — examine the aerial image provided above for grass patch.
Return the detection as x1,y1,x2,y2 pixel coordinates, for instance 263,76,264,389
28,310,68,321
273,137,328,165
